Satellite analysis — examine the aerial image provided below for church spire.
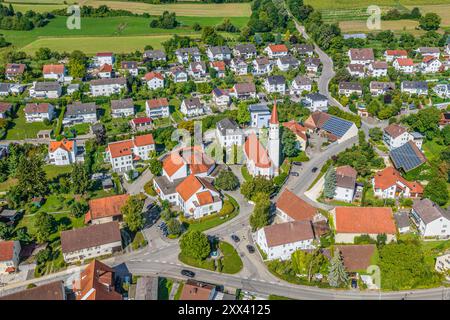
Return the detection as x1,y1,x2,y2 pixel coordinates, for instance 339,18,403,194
269,100,279,125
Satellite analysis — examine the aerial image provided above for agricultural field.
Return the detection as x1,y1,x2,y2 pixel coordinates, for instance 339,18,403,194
303,0,450,10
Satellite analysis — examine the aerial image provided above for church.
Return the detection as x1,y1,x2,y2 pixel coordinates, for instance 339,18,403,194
243,102,280,178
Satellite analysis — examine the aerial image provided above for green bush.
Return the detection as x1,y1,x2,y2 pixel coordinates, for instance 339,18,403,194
219,200,234,216
132,231,148,250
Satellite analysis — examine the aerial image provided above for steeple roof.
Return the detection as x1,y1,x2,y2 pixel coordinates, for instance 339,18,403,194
270,101,279,124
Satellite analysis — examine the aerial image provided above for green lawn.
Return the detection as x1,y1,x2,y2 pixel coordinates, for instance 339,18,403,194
63,123,91,137
5,107,55,140
178,252,216,271
174,282,184,300
423,140,446,161
157,277,173,300
241,166,252,181
218,241,243,274
43,165,72,180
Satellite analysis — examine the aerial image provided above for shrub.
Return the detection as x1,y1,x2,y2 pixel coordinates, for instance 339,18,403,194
219,200,234,216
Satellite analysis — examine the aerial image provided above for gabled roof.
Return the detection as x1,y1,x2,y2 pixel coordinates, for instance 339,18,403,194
390,141,426,172
176,175,214,202
107,140,134,158
373,166,423,194
395,58,414,66
282,120,307,141
412,198,450,224
384,123,407,138
85,194,129,223
144,71,164,81
49,139,74,153
99,64,112,73
334,206,396,235
146,98,169,109
180,280,215,300
24,103,52,114
385,49,407,56
243,133,271,168
263,220,315,247
267,44,288,53
0,240,17,262
276,189,317,221
134,134,154,146
0,281,65,300
43,64,64,74
111,98,134,110
335,165,357,189
349,48,374,61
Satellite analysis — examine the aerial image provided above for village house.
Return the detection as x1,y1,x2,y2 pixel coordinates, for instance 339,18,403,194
43,64,66,82
370,81,396,96
393,58,415,73
290,76,312,95
207,46,231,61
73,260,122,300
29,81,62,99
188,61,208,79
67,83,79,95
434,84,450,98
63,102,97,125
85,194,129,225
401,81,428,95
347,64,365,78
111,98,135,118
175,47,201,64
394,211,411,234
230,58,248,75
105,134,155,173
264,75,286,94
384,49,408,62
292,43,314,56
243,104,279,178
252,57,272,75
333,165,357,203
282,120,308,151
249,104,271,128
389,141,427,172
0,240,21,274
411,198,450,238
130,117,152,132
276,55,299,71
120,61,138,76
0,102,12,118
0,281,66,300
264,44,289,58
5,63,25,80
169,65,188,83
212,88,231,107
304,57,320,73
303,93,328,112
210,61,226,78
48,139,77,166
439,111,450,128
338,82,363,96
143,71,164,90
145,98,170,118
215,118,244,149
383,123,423,150
304,111,358,144
372,166,423,199
275,189,322,223
97,64,113,78
180,280,217,300
348,48,374,65
233,43,257,59
143,49,166,62
435,252,450,280
61,221,122,263
255,221,316,261
90,78,127,97
24,103,55,122
419,56,443,73
93,52,114,67
368,61,388,77
180,97,204,117
231,82,256,100
416,47,440,59
332,206,397,243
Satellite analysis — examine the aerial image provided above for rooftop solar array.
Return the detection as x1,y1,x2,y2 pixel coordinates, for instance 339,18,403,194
321,115,353,138
390,142,426,172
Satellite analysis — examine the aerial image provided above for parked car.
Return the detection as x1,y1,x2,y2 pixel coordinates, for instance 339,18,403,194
290,172,299,177
246,245,255,254
311,167,318,173
351,279,358,289
231,234,240,243
292,161,302,166
181,269,195,278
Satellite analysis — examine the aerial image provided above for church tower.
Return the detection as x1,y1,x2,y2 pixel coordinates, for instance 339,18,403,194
268,101,280,176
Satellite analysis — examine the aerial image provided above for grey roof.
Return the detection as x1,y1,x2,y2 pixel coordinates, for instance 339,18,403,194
278,55,299,66
390,141,426,172
339,82,363,91
266,75,285,85
0,83,11,93
234,82,256,94
153,175,183,195
343,33,367,39
306,92,327,102
305,57,320,66
143,50,166,60
234,43,256,54
209,46,231,55
111,98,134,110
402,81,428,90
0,209,18,218
248,104,270,113
394,211,410,229
175,47,200,55
183,97,202,109
66,102,97,116
370,81,395,91
418,47,440,54
293,43,314,53
121,61,138,69
217,118,240,135
412,198,450,224
322,115,354,138
90,77,127,86
34,82,61,91
410,131,424,139
293,76,312,86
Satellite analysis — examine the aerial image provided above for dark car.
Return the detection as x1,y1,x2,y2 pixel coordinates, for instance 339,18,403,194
231,235,240,243
290,172,299,177
181,269,195,278
351,279,358,289
246,245,255,254
312,167,318,173
292,161,302,166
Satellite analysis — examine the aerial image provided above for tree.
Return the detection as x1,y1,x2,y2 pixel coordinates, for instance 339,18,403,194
369,127,383,142
121,196,145,233
328,248,348,287
419,12,441,31
323,167,336,199
281,128,299,158
249,192,271,231
149,158,162,176
214,170,239,191
34,212,56,243
16,156,48,201
240,177,274,200
167,218,182,236
0,222,13,240
179,230,210,260
71,163,91,194
424,177,449,206
70,200,88,218
291,249,329,282
237,102,250,125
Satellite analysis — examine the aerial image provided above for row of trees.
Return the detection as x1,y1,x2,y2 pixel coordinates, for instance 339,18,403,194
0,4,53,30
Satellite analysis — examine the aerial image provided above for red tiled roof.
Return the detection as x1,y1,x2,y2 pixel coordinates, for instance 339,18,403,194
163,152,185,177
243,133,272,168
134,134,154,146
132,117,152,124
269,101,278,124
180,280,214,300
197,190,214,205
386,50,407,57
107,140,134,158
49,139,74,153
373,167,423,194
0,240,16,262
96,52,113,57
43,64,64,74
268,44,288,53
147,98,169,109
396,58,414,66
422,56,436,63
336,165,357,178
99,64,113,72
211,61,226,71
85,194,129,223
384,123,407,138
276,189,317,221
24,103,51,114
283,120,307,141
334,207,396,235
0,102,12,113
144,71,164,81
176,175,203,202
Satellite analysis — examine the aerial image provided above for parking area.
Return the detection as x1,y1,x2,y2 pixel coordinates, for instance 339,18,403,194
0,263,35,287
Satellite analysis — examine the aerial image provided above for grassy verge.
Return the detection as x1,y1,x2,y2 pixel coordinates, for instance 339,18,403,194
174,282,184,300
218,242,243,274
306,161,331,191
241,166,252,181
268,295,294,300
178,252,216,271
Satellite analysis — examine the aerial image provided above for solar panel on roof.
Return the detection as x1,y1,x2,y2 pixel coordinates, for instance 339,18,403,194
390,143,425,172
321,116,353,138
